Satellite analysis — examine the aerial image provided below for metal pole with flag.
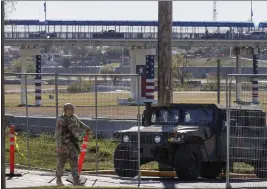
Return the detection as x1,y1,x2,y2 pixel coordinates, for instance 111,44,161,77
44,1,47,31
250,1,253,22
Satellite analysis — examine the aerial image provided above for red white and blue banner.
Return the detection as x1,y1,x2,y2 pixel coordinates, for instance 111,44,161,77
136,55,155,102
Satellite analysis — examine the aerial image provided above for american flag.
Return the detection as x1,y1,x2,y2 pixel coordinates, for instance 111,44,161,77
136,55,155,101
145,55,155,101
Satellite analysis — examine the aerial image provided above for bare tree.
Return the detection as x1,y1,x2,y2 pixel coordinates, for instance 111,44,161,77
172,53,192,88
4,1,16,18
100,65,120,89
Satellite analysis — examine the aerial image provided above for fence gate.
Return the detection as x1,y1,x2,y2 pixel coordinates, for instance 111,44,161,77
226,74,267,188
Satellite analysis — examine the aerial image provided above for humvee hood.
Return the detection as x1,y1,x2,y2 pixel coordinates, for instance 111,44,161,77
176,125,207,132
119,125,211,133
119,125,175,133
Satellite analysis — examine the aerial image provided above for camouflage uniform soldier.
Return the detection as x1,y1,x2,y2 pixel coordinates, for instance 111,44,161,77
55,103,91,186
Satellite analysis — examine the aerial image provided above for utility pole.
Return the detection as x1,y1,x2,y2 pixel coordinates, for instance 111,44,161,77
158,2,174,172
158,1,173,106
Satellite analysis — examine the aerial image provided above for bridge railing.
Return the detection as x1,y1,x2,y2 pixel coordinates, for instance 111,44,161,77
4,31,267,40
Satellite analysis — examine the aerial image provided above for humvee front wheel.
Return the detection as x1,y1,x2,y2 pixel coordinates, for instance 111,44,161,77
175,144,202,180
114,143,138,178
200,163,222,179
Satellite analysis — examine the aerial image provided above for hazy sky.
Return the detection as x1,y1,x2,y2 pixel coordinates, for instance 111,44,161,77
8,1,267,23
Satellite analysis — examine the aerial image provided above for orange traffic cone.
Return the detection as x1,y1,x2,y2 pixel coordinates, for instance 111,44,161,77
78,133,89,174
66,133,89,184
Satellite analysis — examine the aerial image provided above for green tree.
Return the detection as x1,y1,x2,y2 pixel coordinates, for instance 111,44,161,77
105,47,129,57
10,58,35,73
9,58,35,78
172,54,192,88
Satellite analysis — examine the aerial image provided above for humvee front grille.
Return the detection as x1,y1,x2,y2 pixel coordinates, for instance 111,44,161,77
129,134,159,144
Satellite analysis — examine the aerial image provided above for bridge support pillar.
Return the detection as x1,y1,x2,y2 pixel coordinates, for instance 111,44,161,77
20,57,27,105
19,47,40,106
234,47,241,103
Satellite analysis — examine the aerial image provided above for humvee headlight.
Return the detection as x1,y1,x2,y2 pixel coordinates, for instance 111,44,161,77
113,132,120,138
168,132,185,142
123,135,129,143
154,135,161,143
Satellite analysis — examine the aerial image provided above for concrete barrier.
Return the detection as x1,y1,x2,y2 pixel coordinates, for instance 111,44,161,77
5,114,137,138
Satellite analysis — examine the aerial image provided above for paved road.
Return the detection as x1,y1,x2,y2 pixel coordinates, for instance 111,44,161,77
5,169,267,189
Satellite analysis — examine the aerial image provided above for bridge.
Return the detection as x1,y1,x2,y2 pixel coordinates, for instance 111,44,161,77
4,20,267,48
4,19,267,106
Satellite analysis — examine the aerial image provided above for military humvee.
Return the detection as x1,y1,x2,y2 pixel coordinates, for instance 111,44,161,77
113,103,267,180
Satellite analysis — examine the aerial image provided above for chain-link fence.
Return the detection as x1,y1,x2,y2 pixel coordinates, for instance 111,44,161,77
4,73,141,184
226,74,267,188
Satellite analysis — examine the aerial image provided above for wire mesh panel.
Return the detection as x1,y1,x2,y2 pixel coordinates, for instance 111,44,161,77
4,73,141,185
58,74,96,119
226,74,267,188
56,74,97,171
94,75,141,183
4,73,27,117
24,73,57,170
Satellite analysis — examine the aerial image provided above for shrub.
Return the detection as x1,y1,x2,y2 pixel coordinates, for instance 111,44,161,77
67,81,92,93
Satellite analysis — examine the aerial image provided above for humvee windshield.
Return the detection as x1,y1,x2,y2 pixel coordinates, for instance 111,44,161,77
150,107,213,126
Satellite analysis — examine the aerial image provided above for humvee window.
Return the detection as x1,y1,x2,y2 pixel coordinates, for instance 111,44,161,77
151,109,179,124
182,109,213,125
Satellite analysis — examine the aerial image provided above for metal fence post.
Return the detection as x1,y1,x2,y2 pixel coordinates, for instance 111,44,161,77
226,76,231,188
94,75,99,175
55,73,59,119
227,76,233,188
217,58,221,104
25,74,31,168
137,75,141,187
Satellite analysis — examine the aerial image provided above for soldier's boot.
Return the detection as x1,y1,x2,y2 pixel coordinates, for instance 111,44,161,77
73,177,83,186
56,176,64,186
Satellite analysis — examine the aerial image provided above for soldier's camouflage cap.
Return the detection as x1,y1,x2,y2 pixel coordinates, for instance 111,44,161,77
63,103,76,110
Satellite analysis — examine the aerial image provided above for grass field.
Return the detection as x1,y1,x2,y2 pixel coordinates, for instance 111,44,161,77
4,85,261,175
5,87,267,118
5,132,254,174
